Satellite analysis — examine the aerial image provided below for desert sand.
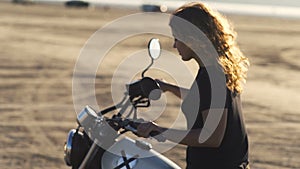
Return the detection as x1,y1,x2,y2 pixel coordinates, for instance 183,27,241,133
0,2,299,169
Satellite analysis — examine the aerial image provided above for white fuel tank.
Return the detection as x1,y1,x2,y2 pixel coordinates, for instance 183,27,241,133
101,137,181,169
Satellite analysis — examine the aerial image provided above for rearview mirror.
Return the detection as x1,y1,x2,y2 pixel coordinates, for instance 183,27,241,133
148,38,161,60
142,38,161,78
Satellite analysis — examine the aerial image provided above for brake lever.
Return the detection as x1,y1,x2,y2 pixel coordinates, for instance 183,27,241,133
131,96,150,108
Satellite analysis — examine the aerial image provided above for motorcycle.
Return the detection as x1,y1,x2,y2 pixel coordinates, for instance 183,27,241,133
64,38,181,169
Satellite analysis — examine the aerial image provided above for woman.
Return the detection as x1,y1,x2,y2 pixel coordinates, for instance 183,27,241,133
137,2,250,169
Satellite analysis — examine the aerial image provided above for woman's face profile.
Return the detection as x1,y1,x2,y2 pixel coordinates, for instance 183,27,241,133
173,38,195,62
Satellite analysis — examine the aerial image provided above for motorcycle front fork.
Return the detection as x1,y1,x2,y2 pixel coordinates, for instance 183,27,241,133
79,139,100,169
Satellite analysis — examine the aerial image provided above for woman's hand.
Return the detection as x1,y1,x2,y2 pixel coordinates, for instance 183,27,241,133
136,121,161,138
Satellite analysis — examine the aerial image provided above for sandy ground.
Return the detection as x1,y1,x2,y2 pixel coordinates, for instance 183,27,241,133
0,2,300,169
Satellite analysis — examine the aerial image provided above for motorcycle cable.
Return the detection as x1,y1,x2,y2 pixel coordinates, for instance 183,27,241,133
98,92,128,116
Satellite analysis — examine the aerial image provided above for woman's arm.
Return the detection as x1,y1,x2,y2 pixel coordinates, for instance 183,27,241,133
136,108,227,148
156,79,189,99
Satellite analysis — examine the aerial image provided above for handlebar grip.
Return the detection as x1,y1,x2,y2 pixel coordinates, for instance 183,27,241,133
126,77,162,101
149,131,161,137
149,131,166,142
128,121,141,129
128,121,166,142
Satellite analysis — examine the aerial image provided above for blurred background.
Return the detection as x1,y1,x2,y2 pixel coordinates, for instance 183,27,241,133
0,0,300,169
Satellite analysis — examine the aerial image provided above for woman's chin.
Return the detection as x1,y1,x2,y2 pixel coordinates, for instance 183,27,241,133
181,57,191,61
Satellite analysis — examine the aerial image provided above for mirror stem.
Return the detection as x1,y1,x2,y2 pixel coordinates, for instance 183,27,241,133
141,58,154,78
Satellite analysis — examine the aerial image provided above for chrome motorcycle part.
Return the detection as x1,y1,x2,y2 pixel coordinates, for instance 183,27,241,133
64,129,77,166
77,105,99,128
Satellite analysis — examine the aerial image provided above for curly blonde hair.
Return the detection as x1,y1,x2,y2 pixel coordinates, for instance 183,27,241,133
171,2,249,93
